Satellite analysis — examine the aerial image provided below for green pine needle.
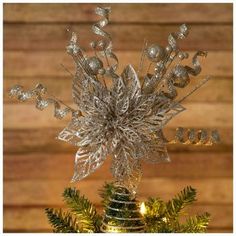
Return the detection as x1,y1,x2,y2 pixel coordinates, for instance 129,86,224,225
180,212,211,233
45,208,79,233
166,186,196,218
145,197,166,217
144,198,169,233
99,182,115,206
45,184,210,233
143,186,208,233
62,187,102,233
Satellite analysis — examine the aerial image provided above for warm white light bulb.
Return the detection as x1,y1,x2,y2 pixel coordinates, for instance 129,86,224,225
107,227,120,233
140,202,147,215
162,217,167,223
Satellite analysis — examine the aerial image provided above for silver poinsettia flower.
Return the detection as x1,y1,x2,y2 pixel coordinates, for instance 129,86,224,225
58,63,184,190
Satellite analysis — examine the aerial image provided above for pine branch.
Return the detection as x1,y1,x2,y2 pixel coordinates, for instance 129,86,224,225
145,197,166,217
45,184,210,233
45,208,79,233
144,198,170,233
180,212,211,233
63,187,101,233
166,186,196,218
144,187,202,233
99,182,115,207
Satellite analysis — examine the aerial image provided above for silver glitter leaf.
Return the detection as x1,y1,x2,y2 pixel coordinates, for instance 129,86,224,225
57,121,81,146
144,142,170,163
111,145,142,192
157,102,185,128
119,96,129,115
120,127,142,143
121,64,141,100
72,145,107,182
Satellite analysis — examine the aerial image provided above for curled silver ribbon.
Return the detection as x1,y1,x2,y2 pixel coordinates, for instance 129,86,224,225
9,84,76,119
185,51,207,76
168,24,189,51
170,127,220,145
91,7,119,74
163,51,207,99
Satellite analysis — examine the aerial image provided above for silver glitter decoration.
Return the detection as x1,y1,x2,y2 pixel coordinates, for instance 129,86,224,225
9,6,220,192
145,44,167,62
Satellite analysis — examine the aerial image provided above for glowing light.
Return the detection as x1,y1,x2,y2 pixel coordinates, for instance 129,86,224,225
162,217,167,222
140,202,147,215
107,227,121,233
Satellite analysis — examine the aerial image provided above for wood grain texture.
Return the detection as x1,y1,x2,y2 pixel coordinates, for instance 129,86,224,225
3,2,233,233
3,51,232,77
3,179,232,206
3,3,232,23
4,152,232,180
4,24,232,51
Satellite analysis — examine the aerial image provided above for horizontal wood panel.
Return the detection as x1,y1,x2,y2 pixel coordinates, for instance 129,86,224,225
4,76,233,103
3,178,232,206
4,51,232,77
3,128,232,154
3,3,233,233
4,152,232,180
3,3,233,23
3,24,232,51
4,103,232,129
3,204,233,232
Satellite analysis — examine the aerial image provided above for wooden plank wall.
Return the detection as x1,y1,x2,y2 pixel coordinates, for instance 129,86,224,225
3,3,233,233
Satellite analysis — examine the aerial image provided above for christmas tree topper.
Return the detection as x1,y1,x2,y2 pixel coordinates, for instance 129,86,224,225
9,6,220,192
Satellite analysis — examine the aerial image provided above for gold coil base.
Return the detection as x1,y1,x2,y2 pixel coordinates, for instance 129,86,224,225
100,184,145,233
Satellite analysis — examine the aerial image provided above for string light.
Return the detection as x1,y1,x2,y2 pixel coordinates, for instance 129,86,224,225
162,217,167,223
107,227,120,233
140,202,147,215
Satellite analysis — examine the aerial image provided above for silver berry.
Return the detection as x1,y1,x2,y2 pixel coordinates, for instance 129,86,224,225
146,44,166,62
85,56,103,75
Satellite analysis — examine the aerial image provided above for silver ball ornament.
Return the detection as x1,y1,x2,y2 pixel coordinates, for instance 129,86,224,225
178,52,189,60
146,44,166,62
178,52,185,60
66,44,79,55
165,45,173,53
85,56,103,75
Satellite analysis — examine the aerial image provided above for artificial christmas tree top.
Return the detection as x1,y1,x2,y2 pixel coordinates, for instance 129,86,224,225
45,183,211,233
9,6,219,192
